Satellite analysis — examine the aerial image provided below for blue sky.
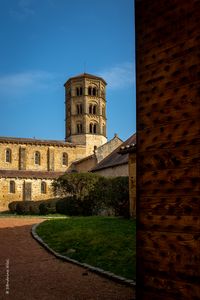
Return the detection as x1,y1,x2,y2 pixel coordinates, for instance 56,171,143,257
0,0,135,142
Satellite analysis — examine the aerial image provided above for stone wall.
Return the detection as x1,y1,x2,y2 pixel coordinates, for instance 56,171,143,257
0,141,86,172
95,135,123,163
0,178,54,211
72,134,123,172
69,134,107,156
93,164,128,177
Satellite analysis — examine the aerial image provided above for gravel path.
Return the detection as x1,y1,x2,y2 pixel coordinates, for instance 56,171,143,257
0,217,135,300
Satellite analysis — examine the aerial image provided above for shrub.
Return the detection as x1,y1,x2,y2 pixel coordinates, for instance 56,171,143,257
53,173,130,218
16,201,32,215
53,173,100,199
39,202,48,215
9,199,58,215
29,202,40,215
91,176,129,218
109,177,129,218
39,199,58,215
79,195,96,216
8,201,20,213
56,196,82,216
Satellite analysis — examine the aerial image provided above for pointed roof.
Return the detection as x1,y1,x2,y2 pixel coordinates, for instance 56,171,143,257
64,73,107,86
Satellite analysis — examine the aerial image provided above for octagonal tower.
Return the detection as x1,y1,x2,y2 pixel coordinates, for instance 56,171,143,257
64,73,107,154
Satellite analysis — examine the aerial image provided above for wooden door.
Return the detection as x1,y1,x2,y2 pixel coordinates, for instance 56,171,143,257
23,182,32,201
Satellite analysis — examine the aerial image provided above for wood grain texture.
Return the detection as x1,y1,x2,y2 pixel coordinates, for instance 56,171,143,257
136,0,200,299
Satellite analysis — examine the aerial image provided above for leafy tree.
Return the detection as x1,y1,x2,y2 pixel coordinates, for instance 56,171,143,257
53,173,101,200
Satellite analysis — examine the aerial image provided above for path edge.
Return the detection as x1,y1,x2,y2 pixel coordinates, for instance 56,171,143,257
31,222,136,288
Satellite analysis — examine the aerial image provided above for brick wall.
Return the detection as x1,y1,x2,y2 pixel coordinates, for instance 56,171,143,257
136,0,200,299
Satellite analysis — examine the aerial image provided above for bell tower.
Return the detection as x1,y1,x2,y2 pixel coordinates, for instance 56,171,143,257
64,73,107,154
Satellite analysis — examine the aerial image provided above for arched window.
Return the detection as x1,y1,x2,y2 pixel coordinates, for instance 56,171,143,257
77,123,83,134
88,86,92,95
35,151,41,165
76,86,83,96
89,104,97,115
76,87,80,96
89,123,93,133
41,181,47,194
89,123,98,134
93,105,96,114
93,87,97,96
5,148,12,163
62,153,68,166
76,104,83,115
9,180,15,193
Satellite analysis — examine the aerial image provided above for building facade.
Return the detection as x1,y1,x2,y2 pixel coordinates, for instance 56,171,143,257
0,73,116,211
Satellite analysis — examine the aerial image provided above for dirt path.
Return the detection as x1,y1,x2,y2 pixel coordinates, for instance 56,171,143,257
0,217,135,300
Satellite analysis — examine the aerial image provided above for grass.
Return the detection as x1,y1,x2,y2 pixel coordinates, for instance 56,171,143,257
36,216,136,280
0,211,67,219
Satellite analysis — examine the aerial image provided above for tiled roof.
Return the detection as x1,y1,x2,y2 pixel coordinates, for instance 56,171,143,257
119,143,136,154
0,136,77,147
64,73,107,86
91,133,136,172
0,170,64,179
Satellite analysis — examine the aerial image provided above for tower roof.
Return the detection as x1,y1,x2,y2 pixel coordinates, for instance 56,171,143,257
64,73,107,86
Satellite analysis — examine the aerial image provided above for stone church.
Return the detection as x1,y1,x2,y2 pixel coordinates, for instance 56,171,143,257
0,73,123,211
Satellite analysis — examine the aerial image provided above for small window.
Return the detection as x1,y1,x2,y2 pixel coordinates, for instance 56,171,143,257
93,105,96,114
76,86,83,96
77,104,83,115
62,153,68,166
89,123,93,133
41,181,47,194
76,87,80,96
9,180,15,193
77,123,83,134
35,151,41,165
89,123,98,134
93,87,96,96
89,104,97,115
5,148,12,163
88,86,92,95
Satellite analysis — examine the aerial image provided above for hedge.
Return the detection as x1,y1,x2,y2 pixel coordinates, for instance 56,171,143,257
8,174,130,217
53,174,130,218
8,199,58,215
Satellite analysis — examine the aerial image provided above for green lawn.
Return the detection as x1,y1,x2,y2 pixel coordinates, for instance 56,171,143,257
36,216,136,280
0,211,67,219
